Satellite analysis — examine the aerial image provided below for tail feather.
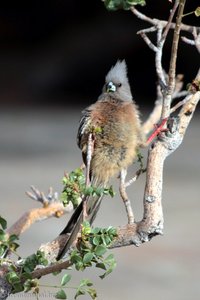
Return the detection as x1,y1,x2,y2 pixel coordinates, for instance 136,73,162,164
57,179,106,260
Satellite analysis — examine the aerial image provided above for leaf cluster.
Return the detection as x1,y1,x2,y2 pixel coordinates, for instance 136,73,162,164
6,250,48,294
61,168,115,208
55,222,117,299
56,277,96,300
0,216,19,258
84,185,115,198
70,222,117,279
61,168,85,208
103,0,145,11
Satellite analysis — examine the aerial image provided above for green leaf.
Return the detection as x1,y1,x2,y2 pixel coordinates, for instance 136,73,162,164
55,289,67,299
84,186,94,196
107,227,117,236
99,262,117,279
23,266,32,274
0,245,7,256
126,0,145,5
87,288,97,300
91,227,101,234
104,0,122,11
0,216,7,230
81,221,91,235
104,0,145,11
108,186,115,197
6,271,23,292
61,274,71,286
92,236,100,246
103,235,112,246
75,261,84,271
12,283,24,293
96,262,107,270
8,234,19,242
104,253,115,262
23,279,38,293
9,242,19,252
75,289,85,299
195,7,200,17
79,279,93,287
95,245,107,256
62,176,68,185
83,252,94,264
98,254,117,279
0,229,6,241
70,252,83,264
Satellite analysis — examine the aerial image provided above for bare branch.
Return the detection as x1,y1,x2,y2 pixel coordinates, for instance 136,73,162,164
178,91,200,137
31,260,72,279
161,0,179,42
131,6,200,34
168,0,186,95
181,36,195,45
170,94,190,114
6,188,73,237
138,31,158,52
119,169,134,224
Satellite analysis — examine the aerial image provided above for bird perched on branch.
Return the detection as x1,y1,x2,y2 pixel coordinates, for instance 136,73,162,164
57,60,143,260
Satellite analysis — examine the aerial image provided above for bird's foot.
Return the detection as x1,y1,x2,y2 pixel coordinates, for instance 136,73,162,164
146,117,168,145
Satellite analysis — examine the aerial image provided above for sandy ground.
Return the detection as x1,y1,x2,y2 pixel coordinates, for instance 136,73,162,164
0,107,200,300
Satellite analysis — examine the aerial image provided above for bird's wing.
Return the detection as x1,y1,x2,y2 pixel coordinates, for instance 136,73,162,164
77,108,92,149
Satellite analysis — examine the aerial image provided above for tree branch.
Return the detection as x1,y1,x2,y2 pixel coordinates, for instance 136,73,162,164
168,0,186,96
6,187,73,237
131,6,200,34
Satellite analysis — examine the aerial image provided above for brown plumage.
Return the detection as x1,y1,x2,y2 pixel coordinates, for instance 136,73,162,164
78,60,142,185
57,60,143,260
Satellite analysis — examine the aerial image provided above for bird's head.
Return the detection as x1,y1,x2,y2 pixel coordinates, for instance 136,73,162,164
103,60,133,102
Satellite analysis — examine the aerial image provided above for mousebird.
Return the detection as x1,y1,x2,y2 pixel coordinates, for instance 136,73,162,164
57,60,143,260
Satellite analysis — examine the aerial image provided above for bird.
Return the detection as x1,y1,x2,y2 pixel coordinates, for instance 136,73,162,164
57,60,143,260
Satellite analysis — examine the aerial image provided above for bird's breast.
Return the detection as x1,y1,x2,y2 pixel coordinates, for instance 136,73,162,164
89,101,140,182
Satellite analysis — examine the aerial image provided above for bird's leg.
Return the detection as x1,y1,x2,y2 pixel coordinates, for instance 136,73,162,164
83,132,95,219
119,168,134,224
146,117,168,145
125,168,146,188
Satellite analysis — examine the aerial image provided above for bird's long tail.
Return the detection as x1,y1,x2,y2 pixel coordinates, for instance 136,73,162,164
56,180,105,260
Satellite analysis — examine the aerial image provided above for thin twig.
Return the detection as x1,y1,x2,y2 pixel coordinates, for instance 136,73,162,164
181,36,195,45
131,6,199,34
139,32,158,52
168,0,186,95
170,95,190,114
119,169,134,224
161,0,179,42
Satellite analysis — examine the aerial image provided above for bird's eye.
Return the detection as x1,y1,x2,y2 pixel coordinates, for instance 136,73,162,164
118,83,122,87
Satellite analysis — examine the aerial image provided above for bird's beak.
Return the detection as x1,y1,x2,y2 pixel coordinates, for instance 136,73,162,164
106,81,116,93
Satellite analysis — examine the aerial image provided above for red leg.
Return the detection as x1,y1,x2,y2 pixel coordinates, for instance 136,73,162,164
147,118,168,144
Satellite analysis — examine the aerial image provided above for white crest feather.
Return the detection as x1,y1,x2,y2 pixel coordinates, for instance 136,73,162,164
105,60,128,84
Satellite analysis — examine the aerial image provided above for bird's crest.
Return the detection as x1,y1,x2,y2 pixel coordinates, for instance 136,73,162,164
105,60,128,84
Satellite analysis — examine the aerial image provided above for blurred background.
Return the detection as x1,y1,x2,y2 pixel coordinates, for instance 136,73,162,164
0,0,200,299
